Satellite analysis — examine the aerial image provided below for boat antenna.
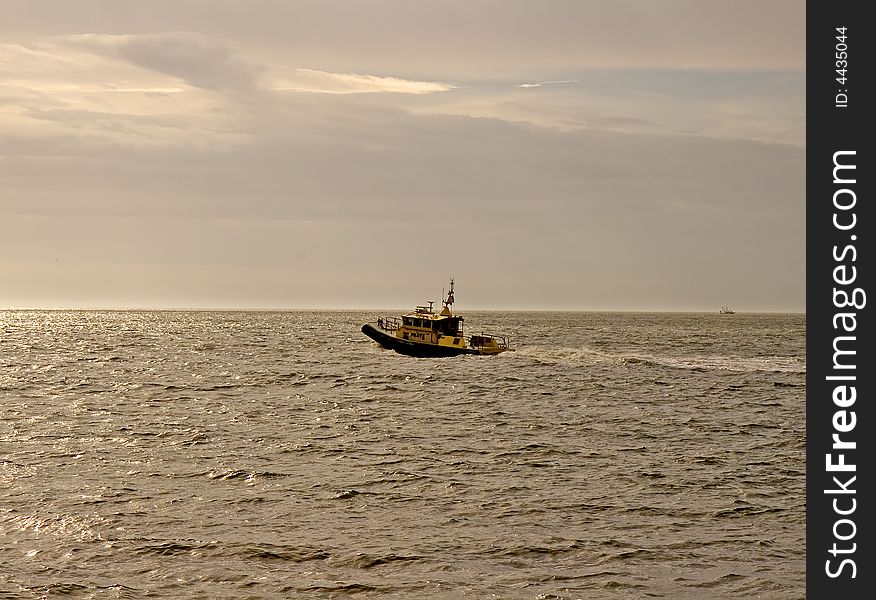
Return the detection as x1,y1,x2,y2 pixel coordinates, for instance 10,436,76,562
438,277,455,317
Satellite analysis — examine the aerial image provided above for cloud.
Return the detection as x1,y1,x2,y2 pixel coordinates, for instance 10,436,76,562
518,80,579,89
1,97,803,223
0,102,804,309
414,71,804,145
14,33,455,99
271,68,455,95
0,32,459,150
60,32,261,92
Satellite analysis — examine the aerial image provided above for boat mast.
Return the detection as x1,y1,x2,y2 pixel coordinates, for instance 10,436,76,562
440,277,455,316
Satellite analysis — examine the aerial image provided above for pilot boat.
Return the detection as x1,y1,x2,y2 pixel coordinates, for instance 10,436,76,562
361,279,511,357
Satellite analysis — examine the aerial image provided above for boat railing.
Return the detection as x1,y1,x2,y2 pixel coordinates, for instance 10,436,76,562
377,316,402,331
467,333,510,350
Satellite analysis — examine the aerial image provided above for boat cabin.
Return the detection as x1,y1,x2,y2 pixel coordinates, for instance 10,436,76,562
396,301,464,345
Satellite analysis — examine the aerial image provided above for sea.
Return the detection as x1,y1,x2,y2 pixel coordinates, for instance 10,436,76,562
0,310,805,599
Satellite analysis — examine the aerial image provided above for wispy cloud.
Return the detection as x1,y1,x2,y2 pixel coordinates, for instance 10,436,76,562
59,32,262,92
518,80,579,89
55,33,454,96
271,68,455,95
0,32,457,148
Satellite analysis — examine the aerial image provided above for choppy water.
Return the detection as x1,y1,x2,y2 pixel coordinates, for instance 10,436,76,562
1,310,805,599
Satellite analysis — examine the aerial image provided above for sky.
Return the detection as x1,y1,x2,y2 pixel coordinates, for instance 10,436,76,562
0,0,805,311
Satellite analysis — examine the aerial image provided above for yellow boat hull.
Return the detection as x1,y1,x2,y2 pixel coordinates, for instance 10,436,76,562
362,324,506,357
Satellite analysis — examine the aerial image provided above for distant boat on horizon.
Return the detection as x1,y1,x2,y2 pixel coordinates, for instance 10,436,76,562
719,306,735,314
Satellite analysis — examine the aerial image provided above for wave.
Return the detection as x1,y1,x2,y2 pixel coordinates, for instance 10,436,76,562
207,469,288,482
513,345,805,373
299,583,382,594
332,552,424,569
3,513,104,542
133,539,330,562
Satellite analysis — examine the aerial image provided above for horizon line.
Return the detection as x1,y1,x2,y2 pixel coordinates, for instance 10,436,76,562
1,306,805,314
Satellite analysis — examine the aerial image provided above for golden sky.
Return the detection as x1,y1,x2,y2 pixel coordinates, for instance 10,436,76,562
0,1,804,310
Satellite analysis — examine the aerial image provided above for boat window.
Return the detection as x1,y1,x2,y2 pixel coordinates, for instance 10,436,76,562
403,317,411,325
423,320,431,329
